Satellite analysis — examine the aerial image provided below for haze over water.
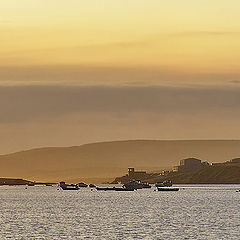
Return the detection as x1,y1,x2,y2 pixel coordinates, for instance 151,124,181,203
1,1,240,154
1,185,239,239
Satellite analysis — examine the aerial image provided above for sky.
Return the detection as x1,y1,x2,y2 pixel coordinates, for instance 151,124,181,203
1,1,240,153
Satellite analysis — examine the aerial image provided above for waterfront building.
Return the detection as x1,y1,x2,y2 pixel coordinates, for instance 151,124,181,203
230,158,240,163
128,168,147,180
173,157,203,173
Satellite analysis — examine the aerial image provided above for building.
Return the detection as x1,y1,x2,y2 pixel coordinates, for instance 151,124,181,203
230,158,240,163
128,168,147,180
173,158,203,173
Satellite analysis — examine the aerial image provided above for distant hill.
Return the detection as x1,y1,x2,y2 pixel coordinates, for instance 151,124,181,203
0,178,32,185
0,140,240,183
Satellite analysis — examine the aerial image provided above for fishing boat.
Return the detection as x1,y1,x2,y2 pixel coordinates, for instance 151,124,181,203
60,182,79,190
78,182,88,188
155,180,172,187
123,180,151,190
89,184,96,188
45,183,52,186
114,188,135,191
157,187,179,191
141,182,152,188
27,182,35,186
96,186,134,191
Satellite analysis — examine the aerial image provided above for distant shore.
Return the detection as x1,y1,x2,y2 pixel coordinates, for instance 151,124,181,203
0,178,56,186
113,162,240,185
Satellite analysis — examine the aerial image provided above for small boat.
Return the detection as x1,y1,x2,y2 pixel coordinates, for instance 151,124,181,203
89,184,96,188
155,180,172,187
157,187,179,192
27,182,35,186
96,187,134,191
114,188,135,191
60,182,79,190
78,182,88,188
45,183,52,186
27,183,35,186
141,182,151,188
96,187,114,191
123,180,151,190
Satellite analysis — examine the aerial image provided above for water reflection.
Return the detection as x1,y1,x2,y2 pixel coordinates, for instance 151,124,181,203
0,185,239,239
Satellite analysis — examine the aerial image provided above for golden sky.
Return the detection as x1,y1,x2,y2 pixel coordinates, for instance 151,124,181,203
1,1,240,153
1,0,240,81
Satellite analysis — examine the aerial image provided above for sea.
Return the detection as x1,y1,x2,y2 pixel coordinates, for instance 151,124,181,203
0,184,239,240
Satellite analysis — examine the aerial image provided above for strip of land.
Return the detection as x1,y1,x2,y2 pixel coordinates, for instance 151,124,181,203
113,162,240,184
1,140,240,183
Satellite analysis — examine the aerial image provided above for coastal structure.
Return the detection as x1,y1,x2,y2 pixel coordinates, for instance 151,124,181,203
212,157,240,165
112,168,154,183
128,168,147,180
173,157,203,173
113,157,240,184
230,158,240,163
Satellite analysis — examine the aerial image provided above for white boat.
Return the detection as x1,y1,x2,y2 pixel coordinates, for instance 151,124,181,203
60,182,79,190
123,180,151,190
78,182,88,188
155,180,172,187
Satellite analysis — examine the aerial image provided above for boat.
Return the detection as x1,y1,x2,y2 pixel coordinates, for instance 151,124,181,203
155,180,172,187
141,182,151,188
78,182,88,188
157,187,179,191
45,183,52,186
89,184,96,188
123,180,150,190
27,182,35,186
114,187,135,191
96,186,134,191
60,182,79,190
96,187,115,191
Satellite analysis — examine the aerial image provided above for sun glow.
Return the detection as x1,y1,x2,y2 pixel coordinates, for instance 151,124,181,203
0,0,240,76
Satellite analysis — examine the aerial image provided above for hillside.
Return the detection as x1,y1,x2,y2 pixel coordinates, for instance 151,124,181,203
143,163,240,184
0,178,32,185
0,140,240,183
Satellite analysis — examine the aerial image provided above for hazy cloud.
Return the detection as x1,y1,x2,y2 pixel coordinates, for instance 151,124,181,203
230,80,240,84
168,31,240,37
0,20,12,24
1,85,240,123
0,65,240,86
1,84,240,153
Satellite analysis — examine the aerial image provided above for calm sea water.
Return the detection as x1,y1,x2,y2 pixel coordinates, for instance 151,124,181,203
0,184,239,240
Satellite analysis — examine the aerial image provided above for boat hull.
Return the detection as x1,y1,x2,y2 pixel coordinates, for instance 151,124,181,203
59,182,79,190
157,187,179,191
155,180,172,187
96,187,134,191
61,187,79,190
